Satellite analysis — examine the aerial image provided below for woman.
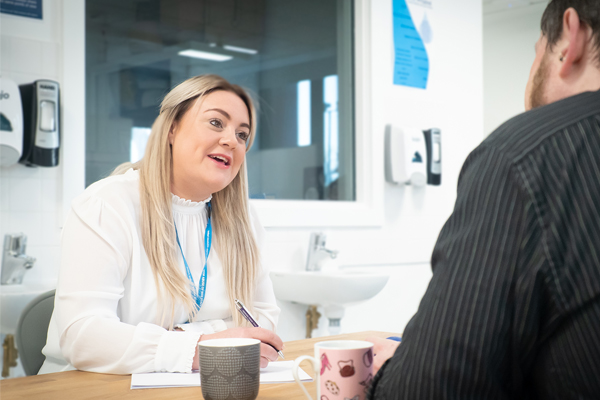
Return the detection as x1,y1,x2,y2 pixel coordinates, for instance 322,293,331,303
40,75,282,374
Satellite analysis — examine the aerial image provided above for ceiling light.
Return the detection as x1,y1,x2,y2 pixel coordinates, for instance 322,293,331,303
223,45,258,55
178,49,233,62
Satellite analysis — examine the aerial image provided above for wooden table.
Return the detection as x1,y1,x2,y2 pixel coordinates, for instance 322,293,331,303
1,331,397,399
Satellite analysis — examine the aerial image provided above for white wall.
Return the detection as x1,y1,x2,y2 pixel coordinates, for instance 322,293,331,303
483,4,546,135
1,0,484,350
0,1,63,283
271,0,484,340
0,1,64,379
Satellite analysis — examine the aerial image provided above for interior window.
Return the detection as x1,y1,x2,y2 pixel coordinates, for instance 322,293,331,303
85,0,355,201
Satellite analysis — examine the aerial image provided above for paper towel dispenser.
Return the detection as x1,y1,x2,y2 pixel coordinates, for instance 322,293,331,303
19,80,60,167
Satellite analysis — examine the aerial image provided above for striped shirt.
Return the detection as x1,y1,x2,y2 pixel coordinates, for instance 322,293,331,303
369,89,600,400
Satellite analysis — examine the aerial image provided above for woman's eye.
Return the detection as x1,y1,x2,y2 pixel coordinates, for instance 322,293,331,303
237,132,250,142
210,119,223,128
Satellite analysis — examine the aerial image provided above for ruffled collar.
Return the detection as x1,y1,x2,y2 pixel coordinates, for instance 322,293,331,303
171,194,212,214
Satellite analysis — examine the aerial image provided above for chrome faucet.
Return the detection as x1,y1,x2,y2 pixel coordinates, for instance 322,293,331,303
306,232,338,271
1,234,36,285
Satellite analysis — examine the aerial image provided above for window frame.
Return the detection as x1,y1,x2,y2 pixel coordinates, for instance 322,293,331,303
251,0,383,227
62,0,383,229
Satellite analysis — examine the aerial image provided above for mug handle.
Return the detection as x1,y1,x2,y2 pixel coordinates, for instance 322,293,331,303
293,355,320,400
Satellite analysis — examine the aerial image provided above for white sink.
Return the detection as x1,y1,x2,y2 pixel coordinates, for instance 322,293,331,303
269,270,389,318
0,280,57,334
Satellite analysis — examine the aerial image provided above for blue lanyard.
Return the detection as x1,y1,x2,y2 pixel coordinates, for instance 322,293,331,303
174,202,212,311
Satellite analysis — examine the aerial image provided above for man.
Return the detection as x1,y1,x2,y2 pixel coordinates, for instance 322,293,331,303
368,1,600,398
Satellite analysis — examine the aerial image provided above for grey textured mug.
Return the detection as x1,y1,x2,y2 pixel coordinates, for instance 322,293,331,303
198,338,261,400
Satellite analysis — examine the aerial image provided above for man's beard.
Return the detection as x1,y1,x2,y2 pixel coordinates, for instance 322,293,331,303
529,53,550,109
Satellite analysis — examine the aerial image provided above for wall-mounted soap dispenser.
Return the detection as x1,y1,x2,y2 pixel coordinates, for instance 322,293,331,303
0,78,23,167
385,125,442,187
19,80,60,167
385,125,427,187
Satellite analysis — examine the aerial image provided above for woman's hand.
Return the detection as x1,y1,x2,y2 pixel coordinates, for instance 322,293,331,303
192,327,284,369
365,336,401,375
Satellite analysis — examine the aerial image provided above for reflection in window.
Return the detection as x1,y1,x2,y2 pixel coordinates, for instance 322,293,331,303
85,0,354,202
130,127,151,163
323,75,339,187
297,80,311,148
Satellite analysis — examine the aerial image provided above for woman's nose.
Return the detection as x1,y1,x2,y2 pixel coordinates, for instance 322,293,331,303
219,128,237,148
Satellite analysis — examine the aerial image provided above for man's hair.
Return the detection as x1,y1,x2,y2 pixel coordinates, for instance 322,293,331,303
541,0,600,63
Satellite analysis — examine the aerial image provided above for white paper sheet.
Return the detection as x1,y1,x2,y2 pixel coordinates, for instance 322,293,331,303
130,360,313,389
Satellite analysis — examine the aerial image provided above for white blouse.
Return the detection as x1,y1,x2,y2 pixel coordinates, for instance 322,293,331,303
39,169,280,375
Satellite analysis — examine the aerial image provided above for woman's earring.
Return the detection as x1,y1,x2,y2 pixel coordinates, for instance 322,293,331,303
559,54,564,62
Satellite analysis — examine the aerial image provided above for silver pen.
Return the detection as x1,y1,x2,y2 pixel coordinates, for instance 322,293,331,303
234,298,284,359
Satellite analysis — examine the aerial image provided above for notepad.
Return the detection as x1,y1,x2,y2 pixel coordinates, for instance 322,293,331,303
130,361,313,389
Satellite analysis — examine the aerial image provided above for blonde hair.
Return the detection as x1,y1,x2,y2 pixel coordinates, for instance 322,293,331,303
113,74,259,328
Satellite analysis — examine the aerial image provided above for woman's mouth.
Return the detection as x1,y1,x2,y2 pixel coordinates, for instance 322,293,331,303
208,154,231,166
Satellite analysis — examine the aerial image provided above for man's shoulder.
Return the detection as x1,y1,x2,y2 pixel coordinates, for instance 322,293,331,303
482,90,600,163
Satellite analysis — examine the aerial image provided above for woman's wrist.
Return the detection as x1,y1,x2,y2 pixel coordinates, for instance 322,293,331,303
199,332,217,342
192,334,203,370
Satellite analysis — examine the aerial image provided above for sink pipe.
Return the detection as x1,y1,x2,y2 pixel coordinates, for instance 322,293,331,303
305,305,321,339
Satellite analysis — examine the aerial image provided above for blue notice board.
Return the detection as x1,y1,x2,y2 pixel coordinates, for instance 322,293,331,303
0,0,42,19
392,0,429,89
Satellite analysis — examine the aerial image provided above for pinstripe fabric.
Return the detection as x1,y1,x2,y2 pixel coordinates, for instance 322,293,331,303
369,90,600,400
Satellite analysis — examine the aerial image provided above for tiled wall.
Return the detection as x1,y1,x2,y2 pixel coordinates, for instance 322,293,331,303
0,164,62,282
1,32,63,283
0,12,64,377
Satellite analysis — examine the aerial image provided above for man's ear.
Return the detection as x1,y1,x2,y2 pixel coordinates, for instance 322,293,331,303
559,7,587,79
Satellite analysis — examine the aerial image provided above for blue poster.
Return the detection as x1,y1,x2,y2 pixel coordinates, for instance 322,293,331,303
392,0,429,89
0,0,42,19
